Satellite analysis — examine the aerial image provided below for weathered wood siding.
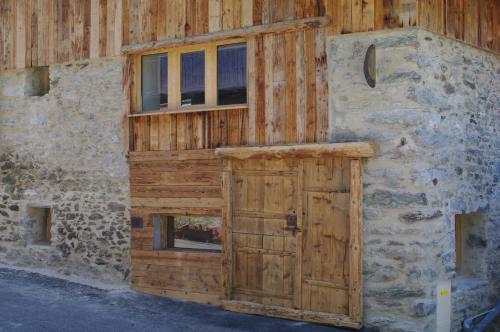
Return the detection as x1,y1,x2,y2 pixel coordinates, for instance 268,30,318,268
1,0,498,71
129,149,224,304
417,0,500,52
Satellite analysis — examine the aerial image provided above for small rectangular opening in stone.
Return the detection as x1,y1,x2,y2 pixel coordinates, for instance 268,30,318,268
455,213,486,278
153,215,221,252
25,66,50,96
27,206,52,245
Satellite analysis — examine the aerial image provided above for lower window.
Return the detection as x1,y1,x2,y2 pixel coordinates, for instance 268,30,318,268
153,215,222,252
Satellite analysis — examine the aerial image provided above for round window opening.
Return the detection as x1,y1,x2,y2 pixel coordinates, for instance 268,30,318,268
363,44,376,88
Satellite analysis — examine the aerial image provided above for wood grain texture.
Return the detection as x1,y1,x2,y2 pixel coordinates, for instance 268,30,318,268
1,0,499,71
130,149,224,304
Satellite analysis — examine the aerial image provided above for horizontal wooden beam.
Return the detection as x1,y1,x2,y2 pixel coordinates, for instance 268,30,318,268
121,16,331,54
128,104,248,118
215,142,378,159
129,149,218,161
222,300,361,329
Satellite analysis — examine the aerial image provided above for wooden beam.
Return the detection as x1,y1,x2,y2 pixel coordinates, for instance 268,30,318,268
128,104,248,117
215,142,378,159
121,16,331,54
222,300,361,329
349,159,363,323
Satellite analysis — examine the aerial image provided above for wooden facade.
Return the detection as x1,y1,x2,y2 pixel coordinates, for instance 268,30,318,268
0,0,499,72
2,0,498,328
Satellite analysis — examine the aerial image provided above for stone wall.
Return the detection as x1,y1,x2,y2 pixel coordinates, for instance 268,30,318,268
0,57,130,285
329,28,499,331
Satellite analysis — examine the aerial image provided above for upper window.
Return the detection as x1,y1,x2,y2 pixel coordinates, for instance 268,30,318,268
139,41,247,112
181,51,205,106
141,53,168,111
217,43,247,105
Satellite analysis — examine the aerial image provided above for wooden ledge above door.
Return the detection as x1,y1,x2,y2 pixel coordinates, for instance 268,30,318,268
215,142,378,159
121,16,331,55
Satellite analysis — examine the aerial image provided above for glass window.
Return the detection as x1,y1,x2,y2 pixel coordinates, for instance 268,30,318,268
153,215,222,252
217,43,247,105
181,51,205,106
141,53,168,111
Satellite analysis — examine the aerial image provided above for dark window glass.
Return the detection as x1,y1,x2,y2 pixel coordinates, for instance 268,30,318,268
217,43,247,105
181,51,205,106
141,53,168,111
153,215,222,252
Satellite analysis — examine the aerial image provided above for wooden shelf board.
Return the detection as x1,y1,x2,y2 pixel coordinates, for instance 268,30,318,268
215,142,378,159
128,104,248,118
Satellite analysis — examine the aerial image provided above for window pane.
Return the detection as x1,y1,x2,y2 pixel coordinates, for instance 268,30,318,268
153,215,222,252
142,53,168,111
181,51,205,106
217,43,247,105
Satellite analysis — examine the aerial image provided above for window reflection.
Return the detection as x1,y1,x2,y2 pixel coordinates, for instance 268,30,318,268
181,51,205,106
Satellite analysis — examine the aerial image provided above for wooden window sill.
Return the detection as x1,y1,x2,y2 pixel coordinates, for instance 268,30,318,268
128,104,248,117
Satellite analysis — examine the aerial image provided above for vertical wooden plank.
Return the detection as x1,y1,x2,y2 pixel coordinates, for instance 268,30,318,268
362,0,375,31
30,0,39,66
315,28,328,143
263,34,274,145
254,35,266,145
123,55,133,152
304,29,316,143
293,160,304,309
209,0,222,32
114,0,122,55
272,33,286,144
446,0,464,40
222,161,233,300
374,0,385,30
253,0,263,25
341,0,352,33
247,37,256,145
294,31,306,144
82,0,91,60
284,32,297,144
72,0,85,61
122,0,129,46
241,0,253,27
349,159,363,322
197,0,209,34
15,0,25,69
149,115,159,150
222,0,235,30
352,0,363,32
478,0,496,50
185,0,196,36
90,0,100,58
463,0,479,46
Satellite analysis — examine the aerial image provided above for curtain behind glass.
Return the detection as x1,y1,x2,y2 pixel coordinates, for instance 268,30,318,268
142,53,168,111
217,43,246,105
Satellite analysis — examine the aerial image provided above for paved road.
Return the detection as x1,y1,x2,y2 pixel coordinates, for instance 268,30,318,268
0,268,357,332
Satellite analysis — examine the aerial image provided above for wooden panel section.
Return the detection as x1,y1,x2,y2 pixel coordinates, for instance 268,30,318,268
130,149,224,304
0,0,121,70
130,108,249,152
3,0,500,71
417,0,500,53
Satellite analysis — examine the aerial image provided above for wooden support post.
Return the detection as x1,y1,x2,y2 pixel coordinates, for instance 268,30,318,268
349,159,363,322
222,160,233,300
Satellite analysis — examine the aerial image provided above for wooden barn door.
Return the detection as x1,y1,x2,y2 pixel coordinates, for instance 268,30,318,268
222,156,363,329
223,159,300,307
